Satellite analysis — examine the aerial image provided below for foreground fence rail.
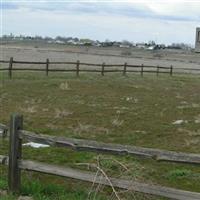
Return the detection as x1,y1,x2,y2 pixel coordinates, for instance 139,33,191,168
0,114,200,199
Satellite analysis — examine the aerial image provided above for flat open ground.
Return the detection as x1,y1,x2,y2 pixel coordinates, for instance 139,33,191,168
0,71,200,199
0,42,200,74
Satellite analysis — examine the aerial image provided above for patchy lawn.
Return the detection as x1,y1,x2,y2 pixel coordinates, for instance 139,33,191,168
0,72,200,199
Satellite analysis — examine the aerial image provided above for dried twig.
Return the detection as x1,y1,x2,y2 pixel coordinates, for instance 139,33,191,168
76,161,121,200
100,156,129,171
87,169,100,200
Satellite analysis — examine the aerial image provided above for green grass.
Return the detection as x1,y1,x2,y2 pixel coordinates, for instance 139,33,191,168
0,72,200,199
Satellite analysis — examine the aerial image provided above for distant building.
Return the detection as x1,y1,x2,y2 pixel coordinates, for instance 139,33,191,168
55,40,65,44
136,43,146,49
195,27,200,52
119,44,130,48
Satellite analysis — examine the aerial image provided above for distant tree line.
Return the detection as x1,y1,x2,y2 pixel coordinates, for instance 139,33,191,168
0,33,192,50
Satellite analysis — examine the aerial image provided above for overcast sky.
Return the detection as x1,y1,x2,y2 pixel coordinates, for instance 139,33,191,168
1,0,200,45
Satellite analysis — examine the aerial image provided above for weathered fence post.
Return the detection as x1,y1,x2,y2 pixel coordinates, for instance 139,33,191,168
76,60,80,77
8,113,23,194
101,62,105,76
9,57,13,79
123,62,127,76
157,65,159,76
46,58,49,76
141,64,144,77
170,65,173,76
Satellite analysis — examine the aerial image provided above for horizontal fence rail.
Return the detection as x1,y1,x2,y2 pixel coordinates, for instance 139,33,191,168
0,123,8,137
19,130,200,165
1,123,200,165
0,57,199,78
0,155,7,164
1,155,200,200
1,114,200,199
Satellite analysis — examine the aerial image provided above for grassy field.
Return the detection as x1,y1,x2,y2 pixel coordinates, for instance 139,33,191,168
0,72,200,199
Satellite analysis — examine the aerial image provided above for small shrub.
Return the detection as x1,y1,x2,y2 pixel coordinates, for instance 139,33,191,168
167,169,192,179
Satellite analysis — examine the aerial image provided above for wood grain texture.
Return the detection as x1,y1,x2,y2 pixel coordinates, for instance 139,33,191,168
19,130,200,164
8,114,23,193
19,160,200,200
1,156,200,199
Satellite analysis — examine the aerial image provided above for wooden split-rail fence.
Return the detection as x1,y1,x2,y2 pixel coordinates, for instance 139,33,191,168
0,114,200,200
1,57,200,79
0,57,176,78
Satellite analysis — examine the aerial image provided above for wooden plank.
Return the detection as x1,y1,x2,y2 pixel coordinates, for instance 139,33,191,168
76,60,80,76
0,60,10,63
11,68,45,71
13,61,46,64
19,130,200,164
46,59,49,76
79,69,123,73
49,61,76,64
8,114,23,194
0,155,8,165
141,64,144,76
141,65,157,68
128,65,156,68
170,65,173,76
103,64,124,67
18,160,200,200
0,123,8,138
0,123,8,130
1,156,200,200
123,62,127,76
78,63,122,67
158,66,171,69
9,57,13,79
79,62,102,66
124,65,170,69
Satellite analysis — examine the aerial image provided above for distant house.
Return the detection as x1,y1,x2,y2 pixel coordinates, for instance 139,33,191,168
113,42,121,47
147,46,155,50
55,40,65,44
119,44,130,48
92,41,101,47
67,39,78,45
195,27,200,52
101,42,114,47
136,43,146,49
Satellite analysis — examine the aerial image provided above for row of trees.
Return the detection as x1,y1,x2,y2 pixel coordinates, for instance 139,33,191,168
0,33,192,50
1,34,98,43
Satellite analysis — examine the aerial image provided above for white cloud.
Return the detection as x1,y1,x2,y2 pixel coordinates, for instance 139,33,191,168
147,1,200,20
1,0,200,44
